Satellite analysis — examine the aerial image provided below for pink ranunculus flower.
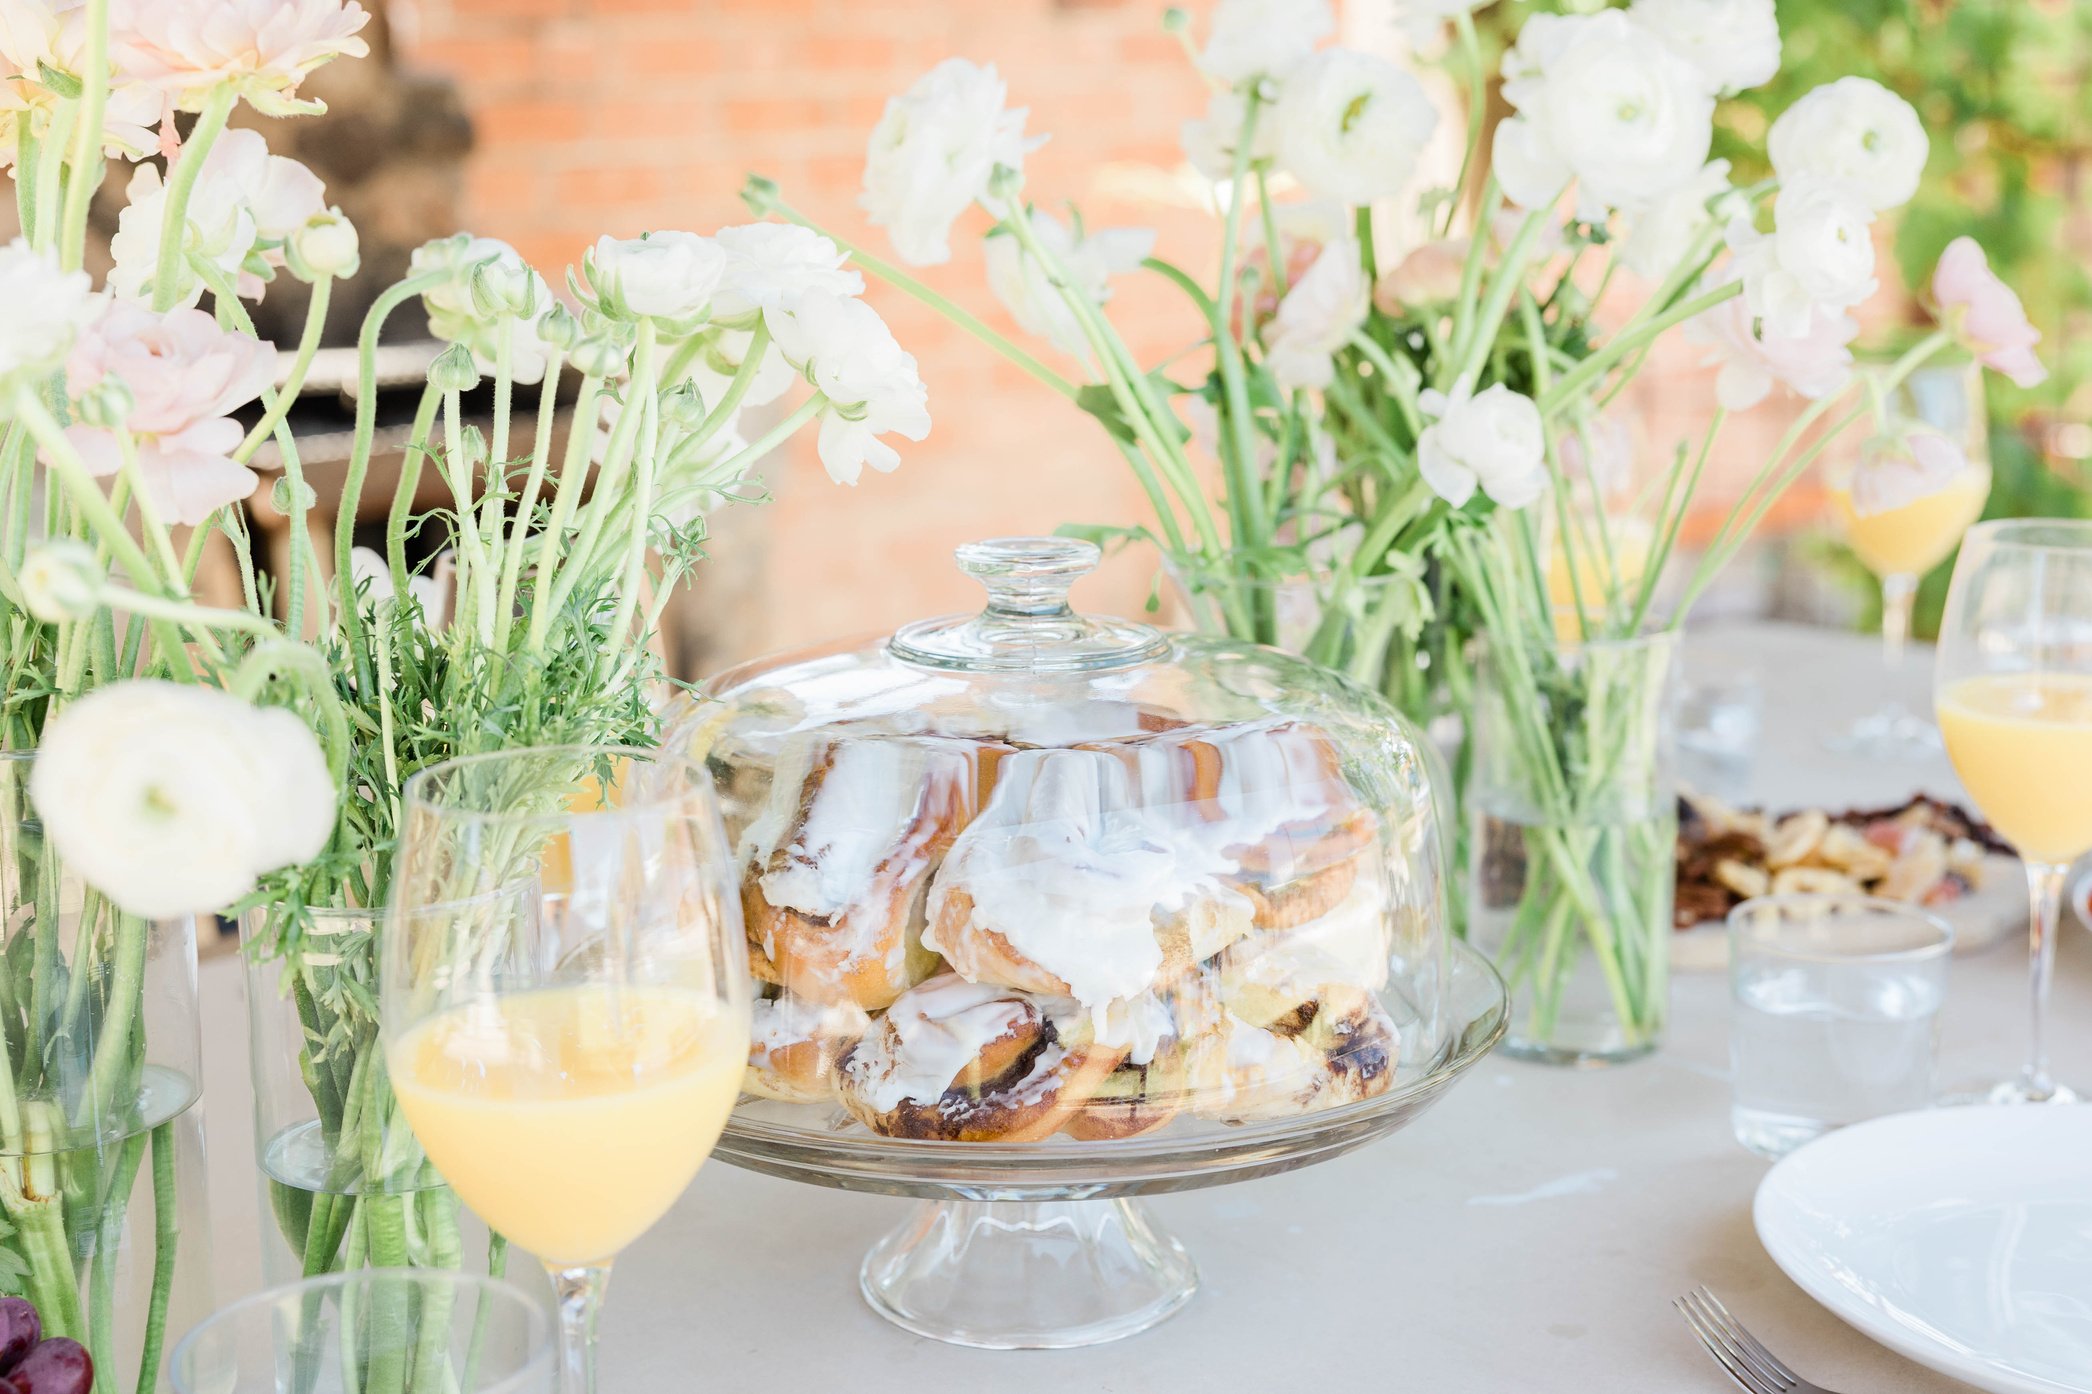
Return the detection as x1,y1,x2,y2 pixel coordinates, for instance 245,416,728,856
1687,274,1859,411
59,301,276,525
111,0,369,115
0,0,161,165
1932,236,2046,389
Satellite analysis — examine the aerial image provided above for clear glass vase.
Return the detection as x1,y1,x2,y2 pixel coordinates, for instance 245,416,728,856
241,906,510,1295
1468,633,1677,1064
0,751,214,1389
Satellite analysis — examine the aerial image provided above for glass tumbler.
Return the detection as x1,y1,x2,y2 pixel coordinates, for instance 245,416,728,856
170,1270,553,1394
1727,894,1952,1159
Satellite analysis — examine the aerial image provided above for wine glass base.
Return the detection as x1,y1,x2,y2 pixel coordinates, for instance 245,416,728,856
1938,1078,2083,1107
1825,704,1942,760
859,1197,1197,1349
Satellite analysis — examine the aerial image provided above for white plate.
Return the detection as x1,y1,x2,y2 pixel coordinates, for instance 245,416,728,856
1754,1106,2092,1394
1674,853,2023,973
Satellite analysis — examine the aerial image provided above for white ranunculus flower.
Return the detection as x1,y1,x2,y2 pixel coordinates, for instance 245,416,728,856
589,230,727,324
1391,0,1486,54
29,681,335,919
349,546,446,625
862,58,1037,268
710,223,864,322
109,129,327,305
984,210,1154,360
0,238,96,384
1180,88,1279,183
1626,0,1780,97
1767,77,1928,213
1619,159,1736,280
1416,379,1547,510
1273,49,1438,208
1197,0,1332,83
768,293,931,484
1727,176,1876,338
1686,271,1858,411
1262,237,1369,391
1494,10,1715,218
409,235,556,385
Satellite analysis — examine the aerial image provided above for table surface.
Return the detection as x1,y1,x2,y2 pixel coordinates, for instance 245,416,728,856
195,621,2092,1393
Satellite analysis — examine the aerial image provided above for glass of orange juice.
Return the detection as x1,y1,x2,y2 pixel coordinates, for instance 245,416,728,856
1935,520,2092,1104
383,747,751,1393
1828,358,1992,758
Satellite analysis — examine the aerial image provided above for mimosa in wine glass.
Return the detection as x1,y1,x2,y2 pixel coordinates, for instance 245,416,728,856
383,747,751,1393
1934,519,2092,1104
1828,358,1992,758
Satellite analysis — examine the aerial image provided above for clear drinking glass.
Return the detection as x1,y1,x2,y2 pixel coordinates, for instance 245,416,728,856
1934,519,2092,1104
169,1270,553,1394
382,747,752,1394
1727,894,1951,1159
1827,358,1991,759
1675,660,1763,803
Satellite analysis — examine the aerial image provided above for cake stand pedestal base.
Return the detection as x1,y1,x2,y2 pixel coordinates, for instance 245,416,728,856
859,1197,1197,1349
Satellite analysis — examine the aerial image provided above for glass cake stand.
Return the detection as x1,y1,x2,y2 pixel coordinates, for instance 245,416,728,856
712,942,1507,1349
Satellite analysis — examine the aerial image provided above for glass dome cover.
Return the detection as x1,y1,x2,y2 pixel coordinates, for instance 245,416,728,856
689,537,1453,1146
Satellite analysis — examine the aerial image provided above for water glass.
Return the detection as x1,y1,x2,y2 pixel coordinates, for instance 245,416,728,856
1675,662,1762,803
1727,894,1952,1159
171,1270,553,1393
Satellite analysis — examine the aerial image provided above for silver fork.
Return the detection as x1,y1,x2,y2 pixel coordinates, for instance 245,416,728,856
1674,1287,1841,1394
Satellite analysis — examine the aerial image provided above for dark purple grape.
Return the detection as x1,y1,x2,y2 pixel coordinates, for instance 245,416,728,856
0,1299,37,1373
10,1338,91,1394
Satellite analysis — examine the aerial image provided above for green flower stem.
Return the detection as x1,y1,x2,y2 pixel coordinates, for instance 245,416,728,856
520,373,604,657
1446,178,1502,372
1436,10,1487,241
337,271,450,671
58,0,110,272
235,274,335,461
113,430,195,608
150,86,237,312
434,388,494,646
540,323,656,635
1451,208,1549,388
1627,408,1722,635
649,391,825,529
88,1130,147,1393
14,125,37,247
691,320,769,443
386,383,444,602
12,394,196,683
1211,88,1268,560
751,189,1079,402
491,345,567,656
1539,280,1742,414
605,344,661,648
31,103,74,252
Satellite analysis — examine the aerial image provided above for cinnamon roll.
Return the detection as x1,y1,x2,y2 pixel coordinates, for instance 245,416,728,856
1065,992,1195,1141
923,748,1254,1009
745,990,872,1104
739,734,1003,1010
1185,976,1399,1123
836,975,1124,1141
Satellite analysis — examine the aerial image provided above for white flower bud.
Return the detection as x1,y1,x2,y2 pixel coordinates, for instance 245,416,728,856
538,303,580,351
661,380,708,430
19,539,104,622
471,256,544,321
271,475,318,514
73,377,134,430
428,342,482,393
289,210,361,281
569,335,627,378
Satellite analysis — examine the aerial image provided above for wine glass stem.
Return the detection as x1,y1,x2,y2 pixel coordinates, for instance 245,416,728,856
2021,860,2065,1101
548,1263,612,1394
1880,572,1916,677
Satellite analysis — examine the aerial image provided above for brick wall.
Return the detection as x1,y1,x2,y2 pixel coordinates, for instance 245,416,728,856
391,0,1856,664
